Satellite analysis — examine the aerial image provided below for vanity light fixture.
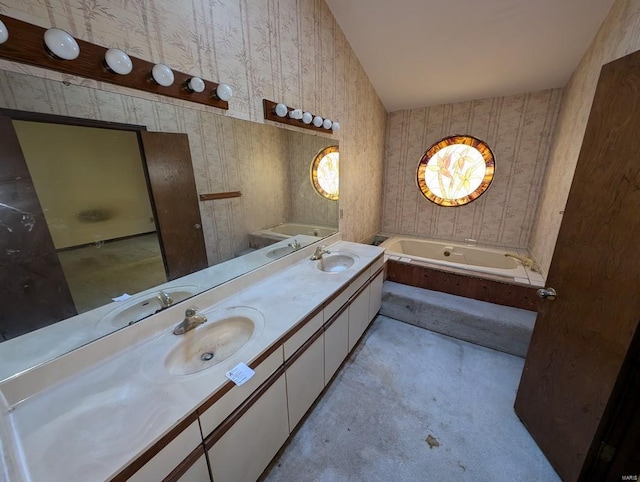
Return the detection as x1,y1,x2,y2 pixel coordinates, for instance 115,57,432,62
104,48,133,75
275,103,288,117
0,19,8,44
44,28,80,60
216,83,233,101
151,63,174,87
262,99,338,134
186,76,205,93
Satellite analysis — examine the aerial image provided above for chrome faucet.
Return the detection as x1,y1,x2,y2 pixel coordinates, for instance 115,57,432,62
157,290,174,309
173,308,207,335
504,253,538,272
288,239,301,251
310,245,330,260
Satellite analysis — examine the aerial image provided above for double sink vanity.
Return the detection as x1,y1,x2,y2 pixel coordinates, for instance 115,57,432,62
0,236,385,482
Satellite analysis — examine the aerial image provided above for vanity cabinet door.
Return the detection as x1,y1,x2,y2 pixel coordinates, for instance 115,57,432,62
207,374,289,482
286,332,324,430
348,284,371,352
324,306,349,385
368,271,384,322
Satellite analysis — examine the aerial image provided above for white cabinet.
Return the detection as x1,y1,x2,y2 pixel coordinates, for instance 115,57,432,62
176,452,211,482
348,285,371,351
207,375,289,482
285,333,325,430
368,271,384,322
324,307,349,385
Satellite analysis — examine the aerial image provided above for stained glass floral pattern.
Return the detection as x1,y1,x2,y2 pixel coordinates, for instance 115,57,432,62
311,146,339,201
417,135,495,207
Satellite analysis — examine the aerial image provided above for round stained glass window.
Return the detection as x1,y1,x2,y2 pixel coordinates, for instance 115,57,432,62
311,145,339,201
416,135,495,207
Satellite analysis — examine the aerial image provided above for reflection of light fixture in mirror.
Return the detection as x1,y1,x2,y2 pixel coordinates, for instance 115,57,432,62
151,63,174,86
44,28,80,60
322,119,332,130
104,48,133,75
186,77,205,93
275,103,288,117
313,115,323,127
332,121,340,132
216,83,233,101
0,20,8,44
302,112,313,124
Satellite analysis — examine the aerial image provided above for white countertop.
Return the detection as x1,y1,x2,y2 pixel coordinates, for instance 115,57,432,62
0,240,384,482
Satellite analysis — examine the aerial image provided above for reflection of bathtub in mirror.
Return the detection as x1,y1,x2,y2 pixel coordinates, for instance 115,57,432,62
0,236,321,381
249,223,338,249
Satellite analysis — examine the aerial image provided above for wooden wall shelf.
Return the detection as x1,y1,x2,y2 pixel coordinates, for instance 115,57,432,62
263,99,335,134
199,192,242,201
0,15,229,110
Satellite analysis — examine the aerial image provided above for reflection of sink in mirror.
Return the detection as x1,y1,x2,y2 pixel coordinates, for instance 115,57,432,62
316,253,358,273
266,246,295,259
161,306,264,376
98,285,201,329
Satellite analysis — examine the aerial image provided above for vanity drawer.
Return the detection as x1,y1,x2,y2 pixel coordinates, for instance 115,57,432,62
283,310,323,360
324,269,370,319
198,346,284,438
128,420,202,482
370,255,384,274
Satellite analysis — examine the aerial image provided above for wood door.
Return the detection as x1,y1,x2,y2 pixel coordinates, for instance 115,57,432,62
514,50,640,481
140,132,207,280
0,115,76,340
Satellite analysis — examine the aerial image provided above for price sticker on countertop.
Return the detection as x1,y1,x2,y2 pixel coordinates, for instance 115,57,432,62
226,363,255,386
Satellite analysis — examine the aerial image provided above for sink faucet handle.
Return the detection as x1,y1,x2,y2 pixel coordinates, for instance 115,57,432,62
185,307,198,317
157,290,173,308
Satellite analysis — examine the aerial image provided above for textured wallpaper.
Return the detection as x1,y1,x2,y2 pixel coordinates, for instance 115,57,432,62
0,0,387,244
530,0,640,276
382,90,562,249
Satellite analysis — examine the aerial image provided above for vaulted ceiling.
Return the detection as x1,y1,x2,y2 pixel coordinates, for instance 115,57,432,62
325,0,615,112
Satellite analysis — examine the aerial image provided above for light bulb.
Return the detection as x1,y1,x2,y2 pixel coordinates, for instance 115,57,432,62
275,103,288,117
332,121,340,132
216,83,233,101
0,20,8,44
289,109,303,120
322,119,332,130
104,48,133,75
313,116,323,128
187,77,205,93
44,28,80,60
151,64,174,87
302,112,313,124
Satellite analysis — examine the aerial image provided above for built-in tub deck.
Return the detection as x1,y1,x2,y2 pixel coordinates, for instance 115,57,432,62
380,236,544,311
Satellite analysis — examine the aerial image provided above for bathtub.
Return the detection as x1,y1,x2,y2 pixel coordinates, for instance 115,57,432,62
249,223,338,249
380,236,540,284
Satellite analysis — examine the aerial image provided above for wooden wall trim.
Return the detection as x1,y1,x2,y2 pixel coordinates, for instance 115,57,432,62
386,259,540,311
199,191,242,201
0,15,229,110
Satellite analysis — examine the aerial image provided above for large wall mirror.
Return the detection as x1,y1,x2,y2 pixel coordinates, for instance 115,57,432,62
0,67,339,381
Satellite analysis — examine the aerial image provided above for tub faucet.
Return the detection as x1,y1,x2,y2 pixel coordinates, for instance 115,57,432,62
504,253,538,272
310,246,330,260
157,290,173,309
173,308,207,335
288,239,301,251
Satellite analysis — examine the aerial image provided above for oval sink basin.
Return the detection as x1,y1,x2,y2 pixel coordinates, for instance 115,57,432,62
99,285,201,329
266,246,294,259
316,253,357,273
163,306,264,376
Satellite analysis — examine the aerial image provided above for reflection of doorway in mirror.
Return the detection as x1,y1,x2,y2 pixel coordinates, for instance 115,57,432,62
12,121,167,313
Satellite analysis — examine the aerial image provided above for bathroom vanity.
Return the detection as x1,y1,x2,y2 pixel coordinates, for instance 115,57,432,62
0,238,384,482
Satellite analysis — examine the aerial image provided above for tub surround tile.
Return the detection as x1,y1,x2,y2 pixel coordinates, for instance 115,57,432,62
0,240,383,482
